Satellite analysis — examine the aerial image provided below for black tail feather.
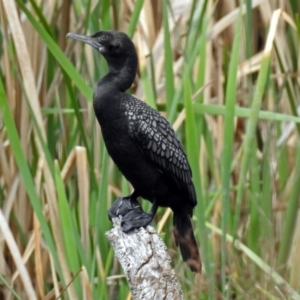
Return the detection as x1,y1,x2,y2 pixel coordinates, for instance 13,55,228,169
173,212,201,273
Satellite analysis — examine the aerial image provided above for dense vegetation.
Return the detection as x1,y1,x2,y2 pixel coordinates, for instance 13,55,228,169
1,0,300,299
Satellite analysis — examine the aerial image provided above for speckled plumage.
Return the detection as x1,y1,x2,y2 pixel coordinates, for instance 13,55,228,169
123,97,196,203
67,30,201,272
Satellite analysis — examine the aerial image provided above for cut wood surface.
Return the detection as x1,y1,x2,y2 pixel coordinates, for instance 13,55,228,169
105,217,184,300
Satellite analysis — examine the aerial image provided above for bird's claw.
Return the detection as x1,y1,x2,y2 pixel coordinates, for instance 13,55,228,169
108,196,152,232
108,196,140,220
121,210,153,232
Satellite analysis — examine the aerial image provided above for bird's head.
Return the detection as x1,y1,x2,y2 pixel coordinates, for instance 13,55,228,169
67,30,137,72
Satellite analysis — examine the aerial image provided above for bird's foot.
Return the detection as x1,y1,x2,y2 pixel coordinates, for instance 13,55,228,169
108,196,154,233
108,196,141,221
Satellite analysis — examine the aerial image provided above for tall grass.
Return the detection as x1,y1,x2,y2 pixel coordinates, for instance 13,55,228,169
1,0,300,299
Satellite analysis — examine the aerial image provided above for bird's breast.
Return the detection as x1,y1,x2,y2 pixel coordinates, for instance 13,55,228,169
93,99,130,153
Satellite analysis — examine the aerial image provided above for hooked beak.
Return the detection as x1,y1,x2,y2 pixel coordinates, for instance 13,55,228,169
66,32,99,50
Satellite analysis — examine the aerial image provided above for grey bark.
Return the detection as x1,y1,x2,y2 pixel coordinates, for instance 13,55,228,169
105,217,184,300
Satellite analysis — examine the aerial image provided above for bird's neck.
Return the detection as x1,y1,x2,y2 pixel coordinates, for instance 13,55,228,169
99,54,137,92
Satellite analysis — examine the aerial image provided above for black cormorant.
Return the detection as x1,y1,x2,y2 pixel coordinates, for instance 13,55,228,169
67,30,201,272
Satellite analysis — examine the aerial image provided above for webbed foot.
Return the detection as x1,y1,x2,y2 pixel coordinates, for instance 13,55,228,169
108,196,141,221
108,196,158,233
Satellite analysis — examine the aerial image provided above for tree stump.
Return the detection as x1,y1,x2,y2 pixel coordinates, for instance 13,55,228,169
105,217,184,300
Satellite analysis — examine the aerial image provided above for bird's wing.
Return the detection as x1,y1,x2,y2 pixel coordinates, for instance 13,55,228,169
124,97,195,198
